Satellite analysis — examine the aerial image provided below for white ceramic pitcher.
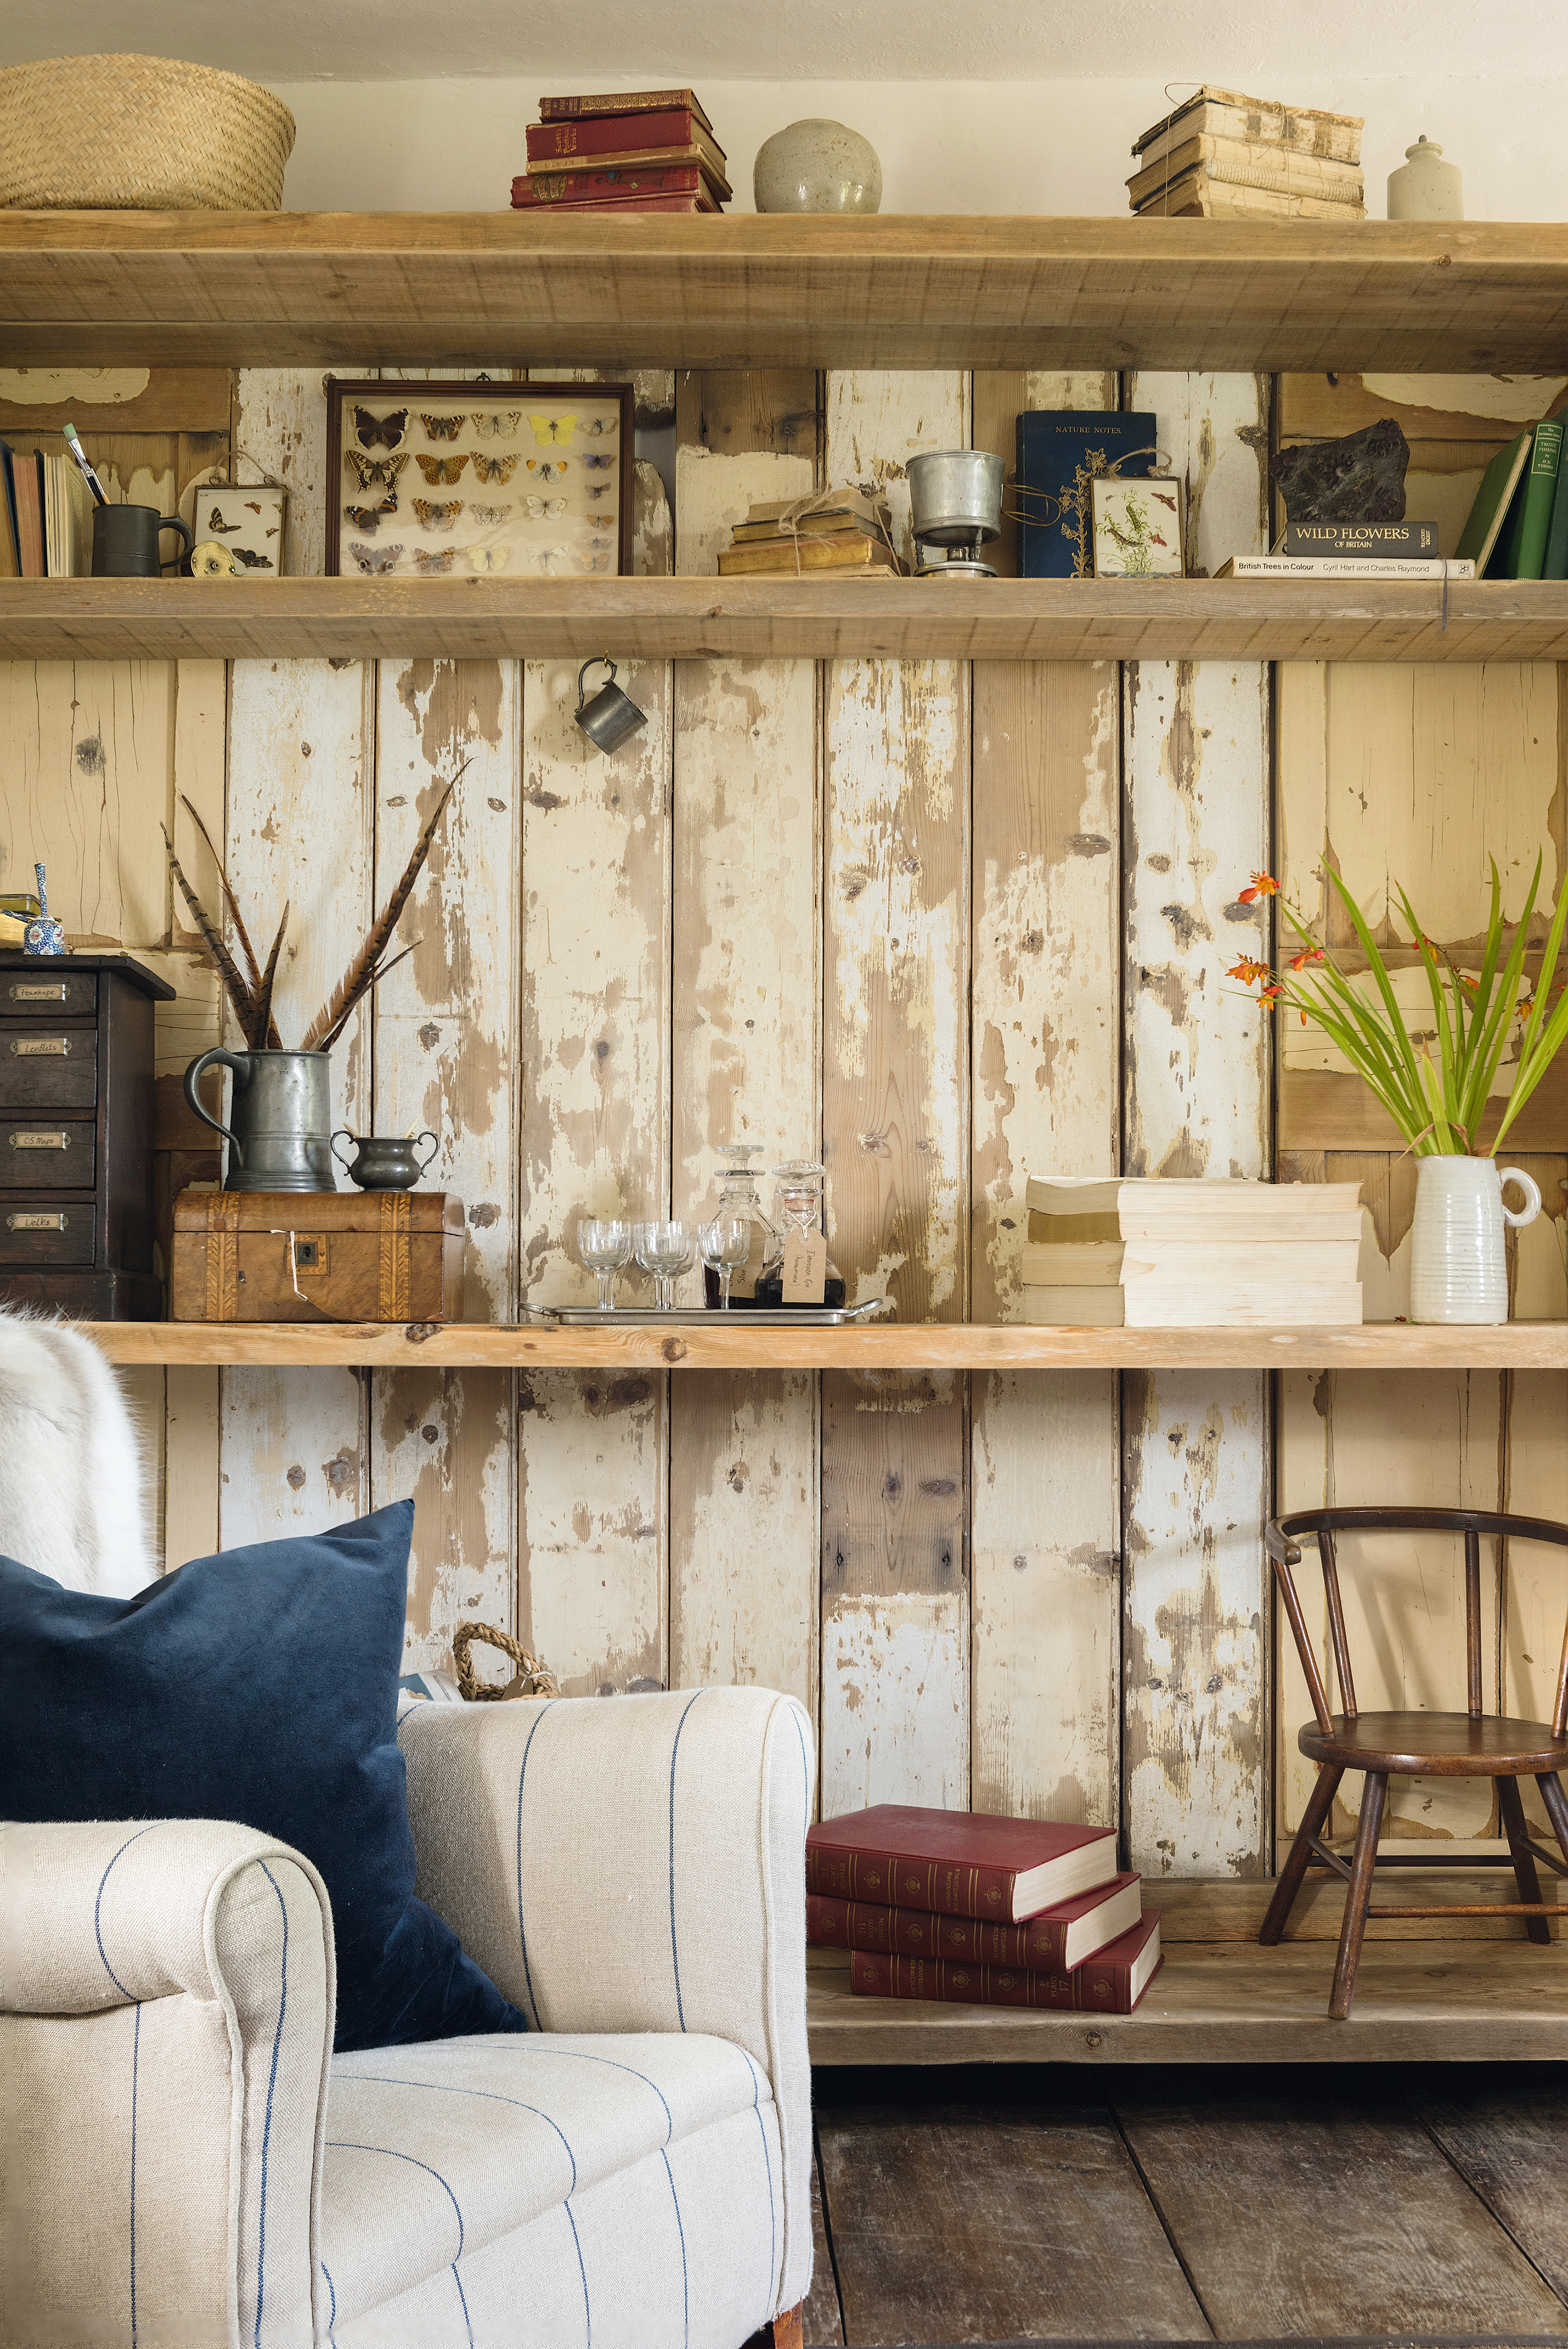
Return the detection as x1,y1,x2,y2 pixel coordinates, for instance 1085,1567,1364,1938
1408,1157,1541,1324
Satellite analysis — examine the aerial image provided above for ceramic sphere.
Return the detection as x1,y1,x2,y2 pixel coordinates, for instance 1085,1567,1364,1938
753,119,882,214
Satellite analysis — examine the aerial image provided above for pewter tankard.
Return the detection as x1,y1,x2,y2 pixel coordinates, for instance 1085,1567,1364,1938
184,1047,336,1192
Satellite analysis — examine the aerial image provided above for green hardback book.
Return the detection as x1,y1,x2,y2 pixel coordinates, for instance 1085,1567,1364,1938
1544,461,1568,582
1455,432,1531,574
1499,417,1563,579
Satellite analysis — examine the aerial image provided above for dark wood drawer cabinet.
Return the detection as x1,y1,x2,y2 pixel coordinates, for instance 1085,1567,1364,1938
0,952,173,1319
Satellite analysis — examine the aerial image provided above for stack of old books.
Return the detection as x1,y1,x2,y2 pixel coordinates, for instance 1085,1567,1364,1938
512,87,729,215
1128,86,1365,219
717,484,901,579
1017,1175,1363,1327
807,1804,1161,2016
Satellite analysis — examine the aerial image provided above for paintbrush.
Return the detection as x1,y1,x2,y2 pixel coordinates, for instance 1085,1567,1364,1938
62,423,108,508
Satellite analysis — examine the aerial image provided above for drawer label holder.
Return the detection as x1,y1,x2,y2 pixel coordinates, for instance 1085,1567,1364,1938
8,982,68,1004
6,1211,67,1231
9,1037,71,1057
9,1131,70,1150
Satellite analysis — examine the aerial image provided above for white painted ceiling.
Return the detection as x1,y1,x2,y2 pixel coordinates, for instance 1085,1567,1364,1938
0,0,1551,81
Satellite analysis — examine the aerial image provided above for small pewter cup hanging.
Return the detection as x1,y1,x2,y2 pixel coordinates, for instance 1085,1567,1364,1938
574,655,647,754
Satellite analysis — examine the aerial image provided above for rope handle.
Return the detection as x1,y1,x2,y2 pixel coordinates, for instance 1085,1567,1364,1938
452,1621,560,1703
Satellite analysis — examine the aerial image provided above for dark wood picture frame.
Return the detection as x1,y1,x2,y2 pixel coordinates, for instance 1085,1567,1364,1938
324,377,635,580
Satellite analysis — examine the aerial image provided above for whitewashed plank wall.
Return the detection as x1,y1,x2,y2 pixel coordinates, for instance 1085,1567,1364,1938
3,363,1562,1879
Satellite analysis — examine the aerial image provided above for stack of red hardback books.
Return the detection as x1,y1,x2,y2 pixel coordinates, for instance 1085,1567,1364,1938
806,1804,1162,2015
512,89,730,216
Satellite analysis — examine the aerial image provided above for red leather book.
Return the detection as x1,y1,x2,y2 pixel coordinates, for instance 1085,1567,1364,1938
12,450,45,579
526,109,727,174
806,1804,1118,1922
513,164,707,203
540,88,717,141
513,193,720,215
850,1914,1163,2014
807,1872,1141,1969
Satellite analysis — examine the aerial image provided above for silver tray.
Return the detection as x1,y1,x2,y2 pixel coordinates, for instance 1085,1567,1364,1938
533,1299,895,1329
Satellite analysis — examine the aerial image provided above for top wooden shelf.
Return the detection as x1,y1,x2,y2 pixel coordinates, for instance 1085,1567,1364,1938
2,214,1565,372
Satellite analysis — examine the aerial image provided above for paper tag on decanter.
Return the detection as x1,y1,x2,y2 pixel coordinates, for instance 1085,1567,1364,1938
782,1228,828,1304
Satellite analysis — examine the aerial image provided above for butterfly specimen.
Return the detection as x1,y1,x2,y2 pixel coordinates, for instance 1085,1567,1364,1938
471,410,522,439
535,544,571,573
585,482,613,500
469,503,510,526
344,497,396,533
466,544,512,572
471,452,520,485
413,547,456,574
348,540,403,574
231,545,274,569
582,454,615,471
414,498,463,529
525,495,567,519
526,458,569,484
415,451,471,484
580,414,617,436
420,413,465,440
582,552,611,572
528,413,576,445
345,450,408,493
243,498,263,514
353,404,408,450
207,504,243,534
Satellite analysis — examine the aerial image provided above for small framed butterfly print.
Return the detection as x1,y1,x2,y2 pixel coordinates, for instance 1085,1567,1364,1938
325,377,634,578
201,481,287,575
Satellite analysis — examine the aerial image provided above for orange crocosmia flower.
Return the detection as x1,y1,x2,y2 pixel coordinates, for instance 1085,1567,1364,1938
1226,957,1272,985
1238,870,1279,904
1288,946,1325,970
1257,982,1285,1005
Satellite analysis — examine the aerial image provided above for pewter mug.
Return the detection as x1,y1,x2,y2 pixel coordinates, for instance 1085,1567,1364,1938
184,1047,336,1192
574,656,647,753
92,502,194,578
331,1130,438,1191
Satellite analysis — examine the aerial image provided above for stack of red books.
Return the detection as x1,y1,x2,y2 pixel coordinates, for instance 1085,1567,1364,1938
512,89,730,216
806,1804,1162,2015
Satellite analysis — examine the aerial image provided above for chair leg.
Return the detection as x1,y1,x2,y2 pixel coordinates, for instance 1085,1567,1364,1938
1260,1763,1343,1946
1538,1771,1568,1873
1497,1775,1552,1944
768,2306,804,2349
1329,1771,1386,2021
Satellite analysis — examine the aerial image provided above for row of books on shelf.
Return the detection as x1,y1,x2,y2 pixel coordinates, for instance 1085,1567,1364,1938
807,1804,1162,2014
1014,1176,1363,1327
0,439,93,578
511,87,729,215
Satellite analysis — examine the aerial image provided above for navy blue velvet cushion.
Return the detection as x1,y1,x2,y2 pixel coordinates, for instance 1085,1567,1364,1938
0,1500,526,2053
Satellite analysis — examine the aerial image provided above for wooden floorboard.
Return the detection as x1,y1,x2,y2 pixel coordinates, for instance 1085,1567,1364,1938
808,2144,848,2347
1114,2086,1568,2341
816,2081,1209,2345
1419,2084,1568,2307
807,1882,1566,2065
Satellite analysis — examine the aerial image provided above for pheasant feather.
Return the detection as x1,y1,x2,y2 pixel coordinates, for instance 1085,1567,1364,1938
316,941,420,1053
161,826,258,1038
299,765,464,1053
250,903,290,1052
178,792,269,1009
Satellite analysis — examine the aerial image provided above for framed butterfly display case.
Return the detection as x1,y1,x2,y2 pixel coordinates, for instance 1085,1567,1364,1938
324,378,634,581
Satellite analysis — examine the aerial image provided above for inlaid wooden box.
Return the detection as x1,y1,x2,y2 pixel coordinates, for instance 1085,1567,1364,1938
170,1188,466,1322
0,952,171,1319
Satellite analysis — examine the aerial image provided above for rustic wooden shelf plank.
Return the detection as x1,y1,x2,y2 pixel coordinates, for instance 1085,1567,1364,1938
2,214,1564,372
808,1882,1566,2065
80,1321,1568,1370
2,577,1564,665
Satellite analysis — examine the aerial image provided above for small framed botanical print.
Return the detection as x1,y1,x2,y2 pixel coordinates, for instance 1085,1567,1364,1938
324,378,634,579
1090,474,1186,578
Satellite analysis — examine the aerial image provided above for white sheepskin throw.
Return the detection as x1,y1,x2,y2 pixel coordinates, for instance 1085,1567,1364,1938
0,1309,152,1597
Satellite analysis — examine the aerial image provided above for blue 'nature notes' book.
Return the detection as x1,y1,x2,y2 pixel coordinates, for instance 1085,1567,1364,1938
1016,410,1159,578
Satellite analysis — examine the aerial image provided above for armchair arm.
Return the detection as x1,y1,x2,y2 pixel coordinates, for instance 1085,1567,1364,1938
1,1817,334,2349
400,1686,815,2306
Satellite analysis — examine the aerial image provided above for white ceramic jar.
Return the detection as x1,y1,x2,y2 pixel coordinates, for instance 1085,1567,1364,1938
1387,136,1464,221
753,120,882,214
1408,1157,1540,1323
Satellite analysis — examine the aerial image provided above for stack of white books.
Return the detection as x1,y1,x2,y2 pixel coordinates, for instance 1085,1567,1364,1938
1018,1177,1364,1328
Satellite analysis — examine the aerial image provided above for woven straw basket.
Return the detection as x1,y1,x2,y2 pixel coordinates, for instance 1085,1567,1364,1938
0,53,295,210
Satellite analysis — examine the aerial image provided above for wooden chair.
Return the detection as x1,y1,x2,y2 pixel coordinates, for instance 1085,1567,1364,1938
1264,1506,1568,2018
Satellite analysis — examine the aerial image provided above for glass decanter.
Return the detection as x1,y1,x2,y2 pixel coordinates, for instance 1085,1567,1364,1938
754,1161,847,1310
699,1142,783,1307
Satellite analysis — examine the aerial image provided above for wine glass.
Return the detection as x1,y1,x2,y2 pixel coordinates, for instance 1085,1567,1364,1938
697,1216,750,1309
634,1218,694,1312
577,1216,632,1310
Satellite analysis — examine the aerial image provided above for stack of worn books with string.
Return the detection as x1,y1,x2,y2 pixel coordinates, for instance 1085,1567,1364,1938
1128,85,1365,219
716,484,902,578
512,87,729,215
807,1803,1162,2015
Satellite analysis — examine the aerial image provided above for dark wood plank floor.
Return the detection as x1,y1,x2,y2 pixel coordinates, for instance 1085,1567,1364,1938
809,2066,1568,2345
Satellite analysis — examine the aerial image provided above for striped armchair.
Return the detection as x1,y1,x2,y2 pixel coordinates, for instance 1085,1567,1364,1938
2,1686,814,2349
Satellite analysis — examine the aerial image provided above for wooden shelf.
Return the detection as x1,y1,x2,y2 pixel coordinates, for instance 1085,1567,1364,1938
808,1878,1566,2065
2,214,1565,372
81,1321,1568,1370
4,578,1564,666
